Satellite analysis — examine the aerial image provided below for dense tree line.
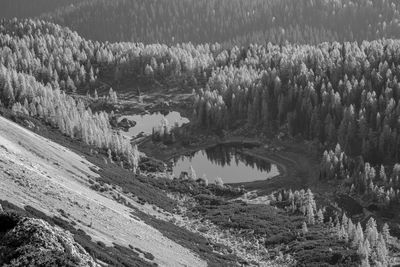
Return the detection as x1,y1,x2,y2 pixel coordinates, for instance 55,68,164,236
40,0,400,46
194,39,400,165
320,144,400,206
0,19,140,170
274,188,392,264
0,18,222,91
333,214,391,266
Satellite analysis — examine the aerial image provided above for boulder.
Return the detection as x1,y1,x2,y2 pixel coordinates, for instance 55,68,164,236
0,217,98,267
118,118,136,131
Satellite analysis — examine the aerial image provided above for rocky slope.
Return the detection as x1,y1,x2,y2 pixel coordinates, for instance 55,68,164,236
0,210,97,267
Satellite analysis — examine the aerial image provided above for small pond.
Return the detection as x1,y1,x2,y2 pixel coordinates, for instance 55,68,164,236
118,111,189,137
172,144,280,184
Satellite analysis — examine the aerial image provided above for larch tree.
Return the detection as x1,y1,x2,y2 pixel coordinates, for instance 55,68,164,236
302,221,308,235
365,217,379,248
189,165,197,181
381,223,391,243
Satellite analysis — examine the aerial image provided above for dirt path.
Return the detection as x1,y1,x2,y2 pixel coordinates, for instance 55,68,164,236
0,116,206,267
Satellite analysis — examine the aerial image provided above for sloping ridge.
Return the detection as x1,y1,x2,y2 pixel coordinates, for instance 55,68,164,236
0,116,206,267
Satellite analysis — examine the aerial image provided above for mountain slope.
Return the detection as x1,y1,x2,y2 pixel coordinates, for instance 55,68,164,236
40,0,400,45
0,0,78,19
0,115,206,267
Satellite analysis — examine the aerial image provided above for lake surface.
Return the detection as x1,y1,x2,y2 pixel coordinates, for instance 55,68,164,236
172,144,279,184
118,111,189,137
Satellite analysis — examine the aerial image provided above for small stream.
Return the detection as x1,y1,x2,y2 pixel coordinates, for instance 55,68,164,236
171,144,279,184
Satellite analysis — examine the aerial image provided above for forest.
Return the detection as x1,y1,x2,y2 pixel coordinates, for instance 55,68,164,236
1,0,400,266
40,0,400,46
0,0,79,19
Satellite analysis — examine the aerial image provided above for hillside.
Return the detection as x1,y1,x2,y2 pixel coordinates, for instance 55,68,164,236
0,115,205,267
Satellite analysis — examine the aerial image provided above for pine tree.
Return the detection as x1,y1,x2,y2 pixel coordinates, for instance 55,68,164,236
379,165,386,182
317,209,324,224
109,88,118,102
353,222,364,248
145,64,154,76
358,238,371,267
348,219,355,241
302,221,308,235
365,217,378,248
305,188,317,211
334,221,341,238
215,176,224,187
200,174,209,186
66,76,76,92
288,189,294,203
3,74,14,105
375,234,388,266
342,225,349,242
189,165,197,181
89,66,96,85
382,223,391,243
107,148,112,161
306,202,315,225
350,184,355,194
342,213,349,231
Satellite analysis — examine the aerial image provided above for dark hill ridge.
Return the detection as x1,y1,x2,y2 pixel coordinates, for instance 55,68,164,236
2,0,400,46
40,0,400,46
0,0,79,19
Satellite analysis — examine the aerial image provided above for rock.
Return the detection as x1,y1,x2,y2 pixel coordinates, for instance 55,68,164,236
179,171,189,180
23,120,35,129
118,118,136,131
0,217,98,267
109,116,118,127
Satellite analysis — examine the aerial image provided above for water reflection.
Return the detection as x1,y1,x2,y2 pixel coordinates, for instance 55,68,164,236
172,144,279,183
118,111,189,137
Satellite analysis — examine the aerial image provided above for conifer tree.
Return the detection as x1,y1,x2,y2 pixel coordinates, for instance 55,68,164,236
215,176,224,187
357,238,371,267
382,223,391,244
353,222,364,248
189,165,197,181
3,74,14,105
375,234,388,266
316,209,324,224
302,222,308,235
365,217,379,248
306,202,315,225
